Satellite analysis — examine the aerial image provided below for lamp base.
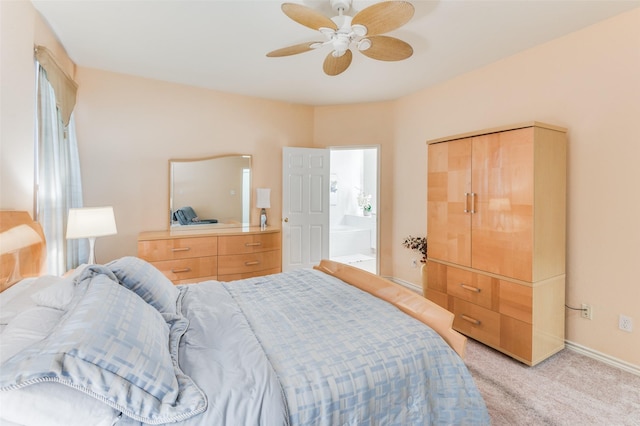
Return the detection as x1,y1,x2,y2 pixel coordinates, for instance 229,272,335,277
87,237,97,264
260,208,267,230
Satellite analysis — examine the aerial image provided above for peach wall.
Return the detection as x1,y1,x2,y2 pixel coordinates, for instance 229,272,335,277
1,0,75,213
316,8,640,366
74,67,314,259
2,0,638,367
1,0,35,213
313,102,395,272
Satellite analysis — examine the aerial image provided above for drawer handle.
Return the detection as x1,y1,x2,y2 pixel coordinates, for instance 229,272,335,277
171,247,191,252
244,261,260,266
171,268,191,273
461,314,481,326
460,283,481,293
245,242,262,247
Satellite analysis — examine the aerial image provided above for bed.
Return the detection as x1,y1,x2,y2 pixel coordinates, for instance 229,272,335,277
0,211,489,425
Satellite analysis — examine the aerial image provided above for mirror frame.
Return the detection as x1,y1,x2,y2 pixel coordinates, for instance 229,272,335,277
169,154,252,229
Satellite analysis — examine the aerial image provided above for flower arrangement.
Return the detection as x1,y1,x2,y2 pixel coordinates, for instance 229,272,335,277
402,235,427,263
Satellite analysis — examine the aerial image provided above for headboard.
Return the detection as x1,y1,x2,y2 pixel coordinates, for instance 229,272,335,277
0,211,46,292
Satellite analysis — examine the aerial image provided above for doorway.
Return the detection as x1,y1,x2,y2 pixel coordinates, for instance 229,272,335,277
329,147,378,274
281,146,379,274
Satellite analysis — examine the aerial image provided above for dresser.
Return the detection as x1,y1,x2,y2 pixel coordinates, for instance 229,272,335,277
426,122,567,366
138,227,281,284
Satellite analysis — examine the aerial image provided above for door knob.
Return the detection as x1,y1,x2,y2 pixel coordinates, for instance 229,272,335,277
283,217,289,223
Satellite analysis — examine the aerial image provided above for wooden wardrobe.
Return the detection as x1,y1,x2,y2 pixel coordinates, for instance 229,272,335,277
425,122,567,366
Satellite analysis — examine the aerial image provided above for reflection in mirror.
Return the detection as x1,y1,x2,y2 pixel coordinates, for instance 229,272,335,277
169,155,251,228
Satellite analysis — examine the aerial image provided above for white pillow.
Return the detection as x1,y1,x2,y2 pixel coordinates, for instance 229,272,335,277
0,382,121,426
31,276,75,310
0,296,121,426
0,277,48,326
31,265,88,311
0,306,63,364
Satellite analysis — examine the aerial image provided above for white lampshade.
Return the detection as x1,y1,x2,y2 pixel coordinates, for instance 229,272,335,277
66,207,117,264
66,207,117,239
0,225,42,255
256,188,271,209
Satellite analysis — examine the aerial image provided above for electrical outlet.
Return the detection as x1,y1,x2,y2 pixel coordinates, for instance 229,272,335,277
619,314,633,332
581,304,592,320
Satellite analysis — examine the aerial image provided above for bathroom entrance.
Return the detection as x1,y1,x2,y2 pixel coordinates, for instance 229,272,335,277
329,147,378,274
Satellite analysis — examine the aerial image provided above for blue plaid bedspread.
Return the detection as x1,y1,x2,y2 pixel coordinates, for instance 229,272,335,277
223,268,489,425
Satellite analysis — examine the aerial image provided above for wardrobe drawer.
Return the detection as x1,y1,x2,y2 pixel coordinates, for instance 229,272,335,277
150,256,217,283
499,280,532,324
218,250,281,277
138,236,218,261
451,298,500,347
446,265,495,309
218,233,280,255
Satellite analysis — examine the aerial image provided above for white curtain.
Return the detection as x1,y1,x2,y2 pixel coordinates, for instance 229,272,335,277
35,63,85,275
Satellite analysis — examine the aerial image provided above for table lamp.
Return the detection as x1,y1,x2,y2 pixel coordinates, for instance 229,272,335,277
256,188,271,230
66,206,117,264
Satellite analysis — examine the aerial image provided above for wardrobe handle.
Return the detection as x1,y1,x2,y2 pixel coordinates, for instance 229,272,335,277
470,192,476,214
245,242,262,247
461,315,481,326
171,268,191,273
464,193,470,213
171,247,191,252
460,283,481,293
244,261,260,266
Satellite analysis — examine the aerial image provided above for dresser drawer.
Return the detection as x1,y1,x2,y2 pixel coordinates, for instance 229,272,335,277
218,233,280,255
150,256,217,283
451,297,500,347
138,236,217,261
217,267,281,282
446,265,495,309
218,250,281,277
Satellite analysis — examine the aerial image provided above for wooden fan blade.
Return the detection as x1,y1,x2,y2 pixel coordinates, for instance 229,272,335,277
323,50,353,76
282,3,337,31
352,1,414,36
267,42,320,57
360,35,413,61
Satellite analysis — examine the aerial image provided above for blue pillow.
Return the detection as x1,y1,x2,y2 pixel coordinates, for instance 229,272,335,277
107,256,179,314
0,268,206,424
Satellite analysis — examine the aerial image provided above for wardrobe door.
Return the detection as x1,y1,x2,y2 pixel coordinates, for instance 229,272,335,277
471,128,534,281
427,138,472,266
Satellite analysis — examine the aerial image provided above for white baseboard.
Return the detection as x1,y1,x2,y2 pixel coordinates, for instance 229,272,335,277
383,276,422,294
565,340,640,376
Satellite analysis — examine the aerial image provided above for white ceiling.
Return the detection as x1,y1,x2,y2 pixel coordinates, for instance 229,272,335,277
32,0,640,106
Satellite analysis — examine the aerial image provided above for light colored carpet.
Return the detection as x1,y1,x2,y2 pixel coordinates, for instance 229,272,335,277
464,339,640,425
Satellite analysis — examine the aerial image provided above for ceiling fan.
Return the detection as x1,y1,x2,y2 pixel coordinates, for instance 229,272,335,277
266,0,415,76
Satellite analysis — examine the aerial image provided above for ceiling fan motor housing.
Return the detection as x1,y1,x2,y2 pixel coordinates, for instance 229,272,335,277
330,0,351,13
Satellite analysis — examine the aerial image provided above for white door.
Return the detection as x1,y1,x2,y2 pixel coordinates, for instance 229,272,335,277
282,147,330,271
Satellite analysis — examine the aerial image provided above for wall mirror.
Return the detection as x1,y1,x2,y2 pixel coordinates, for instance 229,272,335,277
169,155,252,228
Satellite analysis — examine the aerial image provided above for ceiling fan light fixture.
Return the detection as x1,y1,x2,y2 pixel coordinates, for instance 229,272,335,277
357,38,372,51
352,24,367,37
